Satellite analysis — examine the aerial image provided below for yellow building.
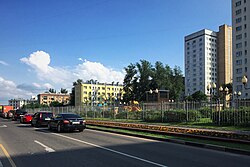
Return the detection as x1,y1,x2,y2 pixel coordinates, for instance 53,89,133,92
37,93,70,106
75,81,124,106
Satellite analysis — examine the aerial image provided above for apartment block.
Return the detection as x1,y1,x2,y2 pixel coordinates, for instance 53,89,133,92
185,29,218,96
217,25,233,87
37,93,70,106
232,0,250,98
8,98,28,110
75,81,124,106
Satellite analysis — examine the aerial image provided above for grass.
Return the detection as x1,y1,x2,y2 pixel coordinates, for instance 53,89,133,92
86,118,250,131
87,125,250,152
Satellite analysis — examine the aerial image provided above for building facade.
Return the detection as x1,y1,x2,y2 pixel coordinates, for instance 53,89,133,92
217,25,233,87
8,98,28,109
75,81,124,106
185,29,218,96
232,0,250,98
37,93,70,106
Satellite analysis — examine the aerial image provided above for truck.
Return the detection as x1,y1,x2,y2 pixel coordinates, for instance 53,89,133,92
0,105,14,118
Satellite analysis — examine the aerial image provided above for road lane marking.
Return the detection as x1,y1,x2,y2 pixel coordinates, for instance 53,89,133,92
0,144,16,167
86,129,159,142
52,133,168,167
0,125,7,128
34,140,55,153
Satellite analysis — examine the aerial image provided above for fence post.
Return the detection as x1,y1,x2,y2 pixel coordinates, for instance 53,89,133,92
142,103,145,121
161,101,163,123
186,100,189,123
218,99,221,126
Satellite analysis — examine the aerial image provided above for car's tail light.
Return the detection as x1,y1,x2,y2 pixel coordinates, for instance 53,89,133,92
40,114,42,119
63,120,70,124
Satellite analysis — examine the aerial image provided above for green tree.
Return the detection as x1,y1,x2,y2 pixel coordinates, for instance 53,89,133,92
60,88,68,94
50,101,64,107
70,79,83,106
191,91,207,102
123,63,137,103
136,60,153,101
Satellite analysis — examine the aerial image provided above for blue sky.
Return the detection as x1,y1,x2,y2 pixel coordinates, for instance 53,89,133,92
0,0,231,103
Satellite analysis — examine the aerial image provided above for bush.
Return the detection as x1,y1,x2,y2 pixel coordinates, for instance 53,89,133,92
144,109,200,123
198,107,211,118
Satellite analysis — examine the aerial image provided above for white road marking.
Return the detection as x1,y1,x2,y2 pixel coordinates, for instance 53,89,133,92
34,140,55,153
0,125,7,128
86,129,159,142
52,133,168,167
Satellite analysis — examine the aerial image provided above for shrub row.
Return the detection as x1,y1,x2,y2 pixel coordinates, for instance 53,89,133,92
86,120,250,141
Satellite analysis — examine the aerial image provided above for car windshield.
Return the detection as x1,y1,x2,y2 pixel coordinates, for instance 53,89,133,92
62,114,81,119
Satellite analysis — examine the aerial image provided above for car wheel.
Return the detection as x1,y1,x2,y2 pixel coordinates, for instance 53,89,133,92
48,123,52,130
31,122,34,127
57,124,62,133
36,122,40,128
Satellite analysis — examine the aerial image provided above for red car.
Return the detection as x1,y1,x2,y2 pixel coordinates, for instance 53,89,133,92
20,113,33,123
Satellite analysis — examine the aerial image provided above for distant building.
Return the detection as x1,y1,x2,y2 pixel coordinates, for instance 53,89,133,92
185,29,218,96
8,97,37,109
75,80,124,106
37,93,70,106
217,24,233,88
232,0,250,98
185,25,232,96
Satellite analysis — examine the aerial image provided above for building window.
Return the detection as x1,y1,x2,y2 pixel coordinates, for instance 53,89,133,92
236,9,242,15
236,43,242,49
245,67,248,73
236,59,242,65
236,26,242,31
236,17,242,23
236,1,241,7
236,68,242,74
236,34,242,40
244,24,247,29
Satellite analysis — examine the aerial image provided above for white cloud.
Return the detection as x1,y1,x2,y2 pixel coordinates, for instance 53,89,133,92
0,77,34,104
0,60,8,66
20,51,74,87
21,51,125,88
74,60,124,83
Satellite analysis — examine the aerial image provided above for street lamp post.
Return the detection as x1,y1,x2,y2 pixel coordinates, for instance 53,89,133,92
207,83,217,110
233,91,241,125
242,75,250,90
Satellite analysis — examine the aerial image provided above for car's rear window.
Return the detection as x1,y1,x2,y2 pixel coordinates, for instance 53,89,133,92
62,114,81,119
16,110,27,114
40,113,53,119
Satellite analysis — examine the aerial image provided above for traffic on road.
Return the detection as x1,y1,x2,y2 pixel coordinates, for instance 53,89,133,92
0,114,250,167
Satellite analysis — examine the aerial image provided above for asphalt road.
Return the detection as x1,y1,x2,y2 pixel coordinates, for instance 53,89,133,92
0,117,250,167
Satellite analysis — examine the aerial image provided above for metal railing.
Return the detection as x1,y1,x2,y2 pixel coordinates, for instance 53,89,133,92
24,100,250,126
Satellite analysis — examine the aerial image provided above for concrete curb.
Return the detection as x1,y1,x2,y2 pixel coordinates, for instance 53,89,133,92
87,126,250,156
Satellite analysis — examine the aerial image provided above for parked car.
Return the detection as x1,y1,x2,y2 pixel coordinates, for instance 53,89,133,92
12,109,27,121
7,110,15,119
31,111,53,127
48,113,86,132
20,113,33,123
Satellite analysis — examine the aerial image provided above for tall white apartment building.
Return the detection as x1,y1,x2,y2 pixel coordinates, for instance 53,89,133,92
232,0,250,98
185,29,218,96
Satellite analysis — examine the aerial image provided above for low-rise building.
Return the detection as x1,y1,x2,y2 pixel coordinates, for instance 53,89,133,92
37,93,70,106
75,80,124,106
8,98,29,109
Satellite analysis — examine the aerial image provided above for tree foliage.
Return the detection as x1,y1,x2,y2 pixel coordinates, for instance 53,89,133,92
123,60,184,103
